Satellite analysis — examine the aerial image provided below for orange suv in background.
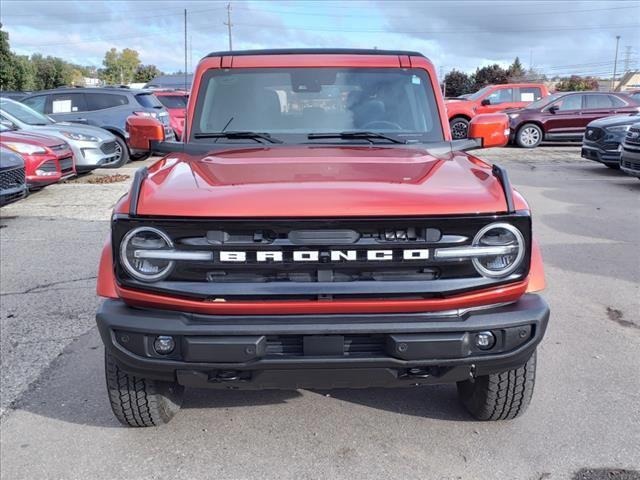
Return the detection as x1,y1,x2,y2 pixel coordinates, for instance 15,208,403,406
446,83,550,139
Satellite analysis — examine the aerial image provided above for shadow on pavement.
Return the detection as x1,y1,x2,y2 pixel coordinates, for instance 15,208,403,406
11,328,472,428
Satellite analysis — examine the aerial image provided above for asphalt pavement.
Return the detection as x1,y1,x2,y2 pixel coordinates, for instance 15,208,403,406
0,147,639,480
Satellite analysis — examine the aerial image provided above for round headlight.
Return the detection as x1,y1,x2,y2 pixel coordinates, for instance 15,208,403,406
120,227,174,282
472,223,525,278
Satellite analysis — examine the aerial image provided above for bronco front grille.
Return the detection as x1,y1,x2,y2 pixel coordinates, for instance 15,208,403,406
113,214,532,301
0,167,25,190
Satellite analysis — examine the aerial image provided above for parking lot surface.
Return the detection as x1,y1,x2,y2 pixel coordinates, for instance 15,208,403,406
1,147,639,480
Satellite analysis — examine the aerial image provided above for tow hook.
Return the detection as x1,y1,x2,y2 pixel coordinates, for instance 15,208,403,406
470,364,477,379
404,368,431,379
211,370,243,382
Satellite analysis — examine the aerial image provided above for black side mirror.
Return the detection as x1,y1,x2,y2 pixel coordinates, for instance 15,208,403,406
481,98,491,106
548,105,559,114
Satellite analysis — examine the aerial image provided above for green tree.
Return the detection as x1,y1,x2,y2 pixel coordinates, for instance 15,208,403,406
471,64,510,91
444,69,473,98
12,55,35,90
508,57,525,80
0,23,17,90
555,75,599,92
100,48,141,84
134,64,162,83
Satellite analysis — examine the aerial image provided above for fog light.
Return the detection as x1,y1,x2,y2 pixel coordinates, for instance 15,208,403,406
474,331,495,350
154,335,175,355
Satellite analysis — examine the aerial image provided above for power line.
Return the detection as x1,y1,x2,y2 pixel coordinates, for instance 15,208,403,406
231,21,640,34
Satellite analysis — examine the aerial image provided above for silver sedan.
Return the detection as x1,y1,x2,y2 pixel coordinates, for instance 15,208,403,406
0,98,123,172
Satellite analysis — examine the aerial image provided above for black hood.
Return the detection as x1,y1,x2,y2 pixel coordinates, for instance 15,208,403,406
0,147,25,170
589,113,640,128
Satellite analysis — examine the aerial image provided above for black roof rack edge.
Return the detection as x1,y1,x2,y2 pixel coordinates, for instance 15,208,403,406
205,48,425,58
491,164,515,213
128,167,149,216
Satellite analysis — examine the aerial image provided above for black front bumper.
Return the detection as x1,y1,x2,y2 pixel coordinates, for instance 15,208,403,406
97,294,549,389
620,147,640,177
581,143,621,165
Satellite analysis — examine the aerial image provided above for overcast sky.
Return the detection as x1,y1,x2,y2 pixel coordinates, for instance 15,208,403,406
1,0,639,78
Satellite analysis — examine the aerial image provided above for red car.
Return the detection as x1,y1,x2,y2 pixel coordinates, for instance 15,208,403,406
99,49,549,427
153,90,188,139
508,91,640,148
446,83,550,139
0,125,75,188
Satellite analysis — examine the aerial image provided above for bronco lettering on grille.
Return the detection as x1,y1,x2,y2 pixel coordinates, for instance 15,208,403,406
218,249,430,262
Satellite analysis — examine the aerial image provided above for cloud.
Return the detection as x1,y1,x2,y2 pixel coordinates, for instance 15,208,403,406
1,0,638,76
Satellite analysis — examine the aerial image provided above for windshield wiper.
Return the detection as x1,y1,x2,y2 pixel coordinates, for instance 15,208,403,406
193,131,283,144
308,131,407,144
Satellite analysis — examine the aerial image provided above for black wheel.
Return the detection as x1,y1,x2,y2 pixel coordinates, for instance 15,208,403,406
516,124,543,148
105,350,184,427
449,117,470,139
102,136,129,168
606,163,620,170
457,351,536,421
130,151,152,162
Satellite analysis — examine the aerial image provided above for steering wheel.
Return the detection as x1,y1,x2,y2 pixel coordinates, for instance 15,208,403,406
361,120,403,130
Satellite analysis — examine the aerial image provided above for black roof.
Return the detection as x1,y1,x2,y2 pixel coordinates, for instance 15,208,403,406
205,48,425,58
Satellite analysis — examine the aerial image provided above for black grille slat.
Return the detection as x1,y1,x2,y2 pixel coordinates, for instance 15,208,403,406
59,157,74,173
0,167,25,189
37,160,57,173
100,141,117,154
266,335,386,357
585,127,603,142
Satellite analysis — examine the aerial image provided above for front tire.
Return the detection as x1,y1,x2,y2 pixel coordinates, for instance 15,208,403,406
516,124,543,148
129,151,151,162
457,351,536,420
102,136,130,169
449,117,470,139
105,350,184,427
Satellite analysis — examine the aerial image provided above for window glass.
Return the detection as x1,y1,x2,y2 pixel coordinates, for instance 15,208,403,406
51,93,87,113
85,93,128,110
22,95,47,113
486,88,514,104
135,93,163,108
156,95,188,109
584,94,613,109
554,95,583,111
0,98,53,125
467,86,492,101
193,67,444,143
519,87,542,102
609,95,627,107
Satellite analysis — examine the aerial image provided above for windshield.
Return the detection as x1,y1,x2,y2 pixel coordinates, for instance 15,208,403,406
156,94,188,109
526,93,563,110
192,67,444,143
0,98,53,125
467,86,493,101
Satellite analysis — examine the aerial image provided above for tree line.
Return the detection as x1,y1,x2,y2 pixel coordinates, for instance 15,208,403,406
1,24,163,91
443,57,599,97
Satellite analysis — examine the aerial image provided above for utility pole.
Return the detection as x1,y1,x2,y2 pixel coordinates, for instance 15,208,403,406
611,35,620,92
184,9,188,91
224,3,233,51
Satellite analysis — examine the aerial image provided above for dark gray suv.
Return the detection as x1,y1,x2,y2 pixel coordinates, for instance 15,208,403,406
21,88,174,166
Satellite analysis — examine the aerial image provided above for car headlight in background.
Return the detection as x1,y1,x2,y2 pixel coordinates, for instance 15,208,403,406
61,131,99,142
508,113,520,119
3,142,47,155
606,125,631,133
120,227,175,282
471,223,525,278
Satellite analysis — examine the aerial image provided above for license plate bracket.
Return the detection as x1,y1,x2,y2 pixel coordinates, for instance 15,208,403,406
303,335,344,356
